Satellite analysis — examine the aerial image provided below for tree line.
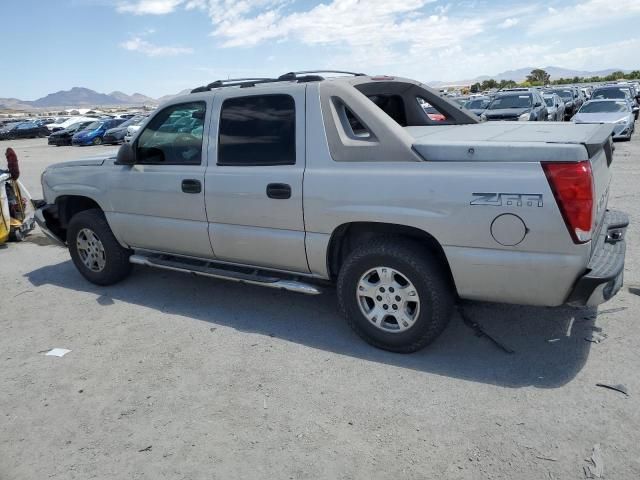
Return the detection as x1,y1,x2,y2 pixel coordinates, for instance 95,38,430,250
468,69,640,93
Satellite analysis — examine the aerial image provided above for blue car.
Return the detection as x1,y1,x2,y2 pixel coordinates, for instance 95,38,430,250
72,118,125,146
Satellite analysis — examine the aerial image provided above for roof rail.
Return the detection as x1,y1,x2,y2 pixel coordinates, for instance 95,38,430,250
190,77,283,93
190,70,367,94
278,70,366,80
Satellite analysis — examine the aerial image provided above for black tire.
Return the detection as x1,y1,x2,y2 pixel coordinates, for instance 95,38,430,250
337,238,454,353
67,209,132,286
9,228,24,242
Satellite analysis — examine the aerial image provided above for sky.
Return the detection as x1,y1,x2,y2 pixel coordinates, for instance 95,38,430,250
3,0,640,100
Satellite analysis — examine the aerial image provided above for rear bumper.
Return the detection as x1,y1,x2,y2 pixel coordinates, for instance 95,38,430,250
566,210,628,307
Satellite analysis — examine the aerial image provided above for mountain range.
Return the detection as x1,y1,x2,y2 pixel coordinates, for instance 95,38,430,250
0,67,632,110
428,66,631,87
0,87,159,110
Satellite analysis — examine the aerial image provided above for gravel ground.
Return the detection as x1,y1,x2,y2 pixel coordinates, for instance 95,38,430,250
1,136,639,480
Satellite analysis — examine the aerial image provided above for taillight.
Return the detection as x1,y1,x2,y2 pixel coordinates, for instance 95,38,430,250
542,160,594,244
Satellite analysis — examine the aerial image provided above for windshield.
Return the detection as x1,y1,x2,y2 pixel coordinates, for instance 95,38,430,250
119,115,145,128
85,121,103,130
579,101,628,113
465,99,489,109
592,89,626,100
550,90,573,100
488,95,532,110
543,97,555,107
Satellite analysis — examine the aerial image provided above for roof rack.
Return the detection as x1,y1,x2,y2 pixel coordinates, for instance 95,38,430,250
190,70,367,93
278,70,366,80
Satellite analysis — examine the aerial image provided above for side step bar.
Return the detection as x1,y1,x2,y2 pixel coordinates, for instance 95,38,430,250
129,254,322,295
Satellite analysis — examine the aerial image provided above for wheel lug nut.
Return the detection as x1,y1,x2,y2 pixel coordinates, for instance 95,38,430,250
383,305,388,310
380,287,385,292
376,296,382,301
392,305,398,310
389,287,394,292
395,296,401,301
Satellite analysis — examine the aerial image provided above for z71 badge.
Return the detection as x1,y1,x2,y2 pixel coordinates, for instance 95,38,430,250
471,193,543,207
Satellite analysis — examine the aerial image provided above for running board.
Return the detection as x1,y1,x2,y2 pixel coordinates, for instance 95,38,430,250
129,254,322,295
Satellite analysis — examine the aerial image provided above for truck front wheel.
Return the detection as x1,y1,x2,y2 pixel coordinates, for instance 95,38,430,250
67,209,132,286
337,239,454,353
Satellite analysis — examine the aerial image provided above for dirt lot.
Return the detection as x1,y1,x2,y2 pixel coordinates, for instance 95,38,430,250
1,136,639,480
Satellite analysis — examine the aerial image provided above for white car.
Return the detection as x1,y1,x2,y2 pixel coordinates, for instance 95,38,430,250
123,124,143,143
47,116,97,133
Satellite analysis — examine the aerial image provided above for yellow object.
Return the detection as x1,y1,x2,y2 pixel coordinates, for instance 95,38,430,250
0,175,10,245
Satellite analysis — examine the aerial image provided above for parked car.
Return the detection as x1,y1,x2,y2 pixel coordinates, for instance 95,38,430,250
103,115,148,145
463,96,491,116
543,93,565,121
0,122,50,140
124,124,143,143
602,84,640,119
48,120,96,146
483,90,548,121
72,118,126,146
35,72,627,353
546,88,578,120
573,99,635,141
48,116,95,133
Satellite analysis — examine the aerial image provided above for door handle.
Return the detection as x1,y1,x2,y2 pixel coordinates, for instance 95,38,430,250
181,179,201,194
266,183,291,199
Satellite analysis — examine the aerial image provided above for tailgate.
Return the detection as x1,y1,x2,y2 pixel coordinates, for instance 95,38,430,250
589,134,614,243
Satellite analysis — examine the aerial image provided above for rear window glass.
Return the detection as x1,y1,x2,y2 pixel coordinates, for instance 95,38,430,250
417,97,450,122
366,94,407,126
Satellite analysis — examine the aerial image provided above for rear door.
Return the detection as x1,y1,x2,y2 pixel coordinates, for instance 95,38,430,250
204,85,309,273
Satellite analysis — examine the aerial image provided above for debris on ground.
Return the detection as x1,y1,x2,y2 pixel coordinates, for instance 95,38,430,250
598,307,627,315
535,455,558,461
547,338,560,343
595,383,629,396
584,444,603,478
585,332,608,344
138,445,152,452
44,348,71,357
458,306,514,354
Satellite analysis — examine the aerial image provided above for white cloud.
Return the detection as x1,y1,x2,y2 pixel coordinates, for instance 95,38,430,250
499,17,519,28
532,0,640,33
117,0,185,15
121,36,193,56
112,0,640,82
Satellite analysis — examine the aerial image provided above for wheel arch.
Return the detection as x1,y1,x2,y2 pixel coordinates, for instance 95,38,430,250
326,222,456,293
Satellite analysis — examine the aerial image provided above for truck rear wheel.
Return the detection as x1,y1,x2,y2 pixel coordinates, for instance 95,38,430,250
337,238,454,353
67,209,132,286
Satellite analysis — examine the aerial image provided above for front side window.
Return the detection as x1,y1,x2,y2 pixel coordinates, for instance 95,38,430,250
218,94,295,166
136,102,205,165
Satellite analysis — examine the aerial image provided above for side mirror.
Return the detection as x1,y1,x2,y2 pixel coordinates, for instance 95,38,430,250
115,142,136,165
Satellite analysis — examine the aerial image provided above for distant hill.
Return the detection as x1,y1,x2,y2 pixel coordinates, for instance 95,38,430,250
156,89,191,104
429,66,631,86
109,91,157,105
0,87,160,110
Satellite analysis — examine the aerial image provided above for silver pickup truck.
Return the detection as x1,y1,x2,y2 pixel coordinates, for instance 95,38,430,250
36,71,629,352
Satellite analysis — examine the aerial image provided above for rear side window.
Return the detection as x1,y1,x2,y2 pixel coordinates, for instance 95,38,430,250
218,94,295,166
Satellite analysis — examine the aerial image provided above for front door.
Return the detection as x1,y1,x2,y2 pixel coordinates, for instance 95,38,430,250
204,86,309,273
106,100,214,259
